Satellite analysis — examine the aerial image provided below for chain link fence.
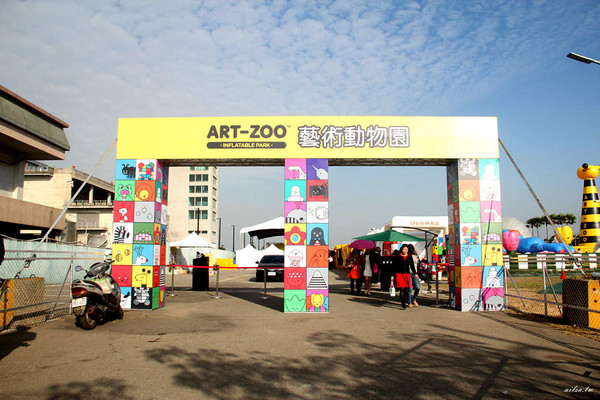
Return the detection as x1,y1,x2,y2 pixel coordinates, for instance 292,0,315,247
1,238,106,332
504,253,600,330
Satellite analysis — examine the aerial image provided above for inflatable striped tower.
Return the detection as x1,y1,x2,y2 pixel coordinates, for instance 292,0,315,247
577,163,600,252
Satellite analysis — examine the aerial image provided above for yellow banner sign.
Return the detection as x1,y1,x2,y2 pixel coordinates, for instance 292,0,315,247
116,116,498,160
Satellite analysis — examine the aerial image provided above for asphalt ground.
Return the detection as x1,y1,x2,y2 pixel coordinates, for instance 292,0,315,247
1,269,599,400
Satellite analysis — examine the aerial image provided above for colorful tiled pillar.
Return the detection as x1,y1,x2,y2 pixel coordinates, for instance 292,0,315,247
283,159,329,313
112,159,168,310
446,158,504,311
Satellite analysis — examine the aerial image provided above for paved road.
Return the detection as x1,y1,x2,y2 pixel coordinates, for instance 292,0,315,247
1,269,599,399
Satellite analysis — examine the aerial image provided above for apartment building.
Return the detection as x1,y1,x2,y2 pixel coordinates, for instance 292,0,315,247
166,166,219,246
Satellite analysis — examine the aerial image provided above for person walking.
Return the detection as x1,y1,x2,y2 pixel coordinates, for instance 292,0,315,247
363,249,373,295
392,245,414,308
345,249,363,295
407,244,420,307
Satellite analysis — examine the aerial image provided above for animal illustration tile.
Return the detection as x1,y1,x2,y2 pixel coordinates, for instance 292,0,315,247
307,224,328,246
284,180,307,202
306,268,328,290
480,222,502,244
460,244,482,267
284,268,306,290
460,223,481,245
154,193,162,219
132,223,154,244
160,205,168,225
285,202,307,224
112,222,133,244
461,288,484,311
285,246,306,268
111,265,132,287
307,202,328,223
132,265,154,287
153,244,160,264
132,244,153,266
481,287,504,311
113,201,134,223
120,287,132,309
479,159,500,180
135,159,157,181
115,159,136,180
112,244,133,265
480,179,501,202
135,180,156,202
459,201,480,223
480,201,501,223
284,224,307,246
446,161,458,184
458,158,479,179
307,180,328,201
131,287,153,309
459,180,480,202
307,246,328,268
285,159,307,180
134,202,156,223
306,159,328,180
284,289,306,313
460,266,483,289
306,290,328,312
482,244,503,266
483,266,504,288
115,180,135,202
153,224,161,245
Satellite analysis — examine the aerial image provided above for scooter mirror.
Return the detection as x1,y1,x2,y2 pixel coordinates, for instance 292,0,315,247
75,266,83,272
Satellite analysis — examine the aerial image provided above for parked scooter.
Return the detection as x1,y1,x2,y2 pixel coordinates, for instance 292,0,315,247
71,260,123,330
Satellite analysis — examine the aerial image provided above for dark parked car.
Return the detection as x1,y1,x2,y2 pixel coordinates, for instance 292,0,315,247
255,254,284,282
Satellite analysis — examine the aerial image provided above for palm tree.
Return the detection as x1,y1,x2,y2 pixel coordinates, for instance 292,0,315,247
564,213,577,226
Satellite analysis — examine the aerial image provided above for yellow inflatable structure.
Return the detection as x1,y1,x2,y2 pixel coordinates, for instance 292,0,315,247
577,163,600,252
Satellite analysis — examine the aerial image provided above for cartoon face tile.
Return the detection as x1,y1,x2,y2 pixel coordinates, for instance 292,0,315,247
160,205,168,225
460,223,480,245
112,244,133,265
120,287,132,309
111,265,132,287
132,287,153,309
307,246,328,268
285,159,307,180
135,180,155,202
155,181,163,203
306,268,328,290
482,244,503,266
284,289,306,312
480,201,501,223
285,246,306,268
112,222,133,244
136,159,157,181
160,225,167,246
285,202,307,224
285,269,306,290
133,223,154,244
483,266,504,287
113,201,134,223
134,202,155,223
132,244,153,266
479,159,500,180
153,244,161,264
132,265,154,287
461,266,483,288
459,201,480,223
307,202,328,223
307,224,328,246
116,159,136,180
306,159,328,180
460,244,482,267
115,180,135,202
154,203,162,224
459,180,479,202
481,287,504,311
306,289,328,312
480,180,501,202
285,224,306,246
285,180,306,202
461,288,483,311
153,224,161,245
307,180,328,201
161,184,168,205
458,158,479,179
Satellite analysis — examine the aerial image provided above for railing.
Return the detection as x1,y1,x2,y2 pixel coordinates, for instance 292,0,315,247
71,200,113,207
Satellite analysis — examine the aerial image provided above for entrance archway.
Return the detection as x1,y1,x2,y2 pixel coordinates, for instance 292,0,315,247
112,116,503,313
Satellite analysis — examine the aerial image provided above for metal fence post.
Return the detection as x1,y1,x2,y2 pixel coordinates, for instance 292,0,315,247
261,265,270,299
212,265,222,299
169,264,176,296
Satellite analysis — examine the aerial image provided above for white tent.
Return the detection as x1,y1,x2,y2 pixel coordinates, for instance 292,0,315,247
170,232,216,248
235,243,284,268
239,216,284,240
258,244,284,256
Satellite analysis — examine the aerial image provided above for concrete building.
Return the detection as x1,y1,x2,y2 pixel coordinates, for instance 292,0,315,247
166,166,219,246
23,162,114,246
0,85,70,240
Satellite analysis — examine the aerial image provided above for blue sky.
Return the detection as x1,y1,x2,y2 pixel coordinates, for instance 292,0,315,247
1,0,599,249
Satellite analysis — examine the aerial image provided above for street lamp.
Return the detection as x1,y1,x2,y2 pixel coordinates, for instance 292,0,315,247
196,207,200,234
229,224,235,251
567,52,600,65
216,217,222,249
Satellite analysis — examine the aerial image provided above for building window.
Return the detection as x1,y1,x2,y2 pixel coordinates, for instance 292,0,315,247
188,197,208,206
190,166,208,171
189,186,194,193
188,210,208,220
200,185,208,193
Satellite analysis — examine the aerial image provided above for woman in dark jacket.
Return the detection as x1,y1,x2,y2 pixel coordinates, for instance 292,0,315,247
393,245,415,308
